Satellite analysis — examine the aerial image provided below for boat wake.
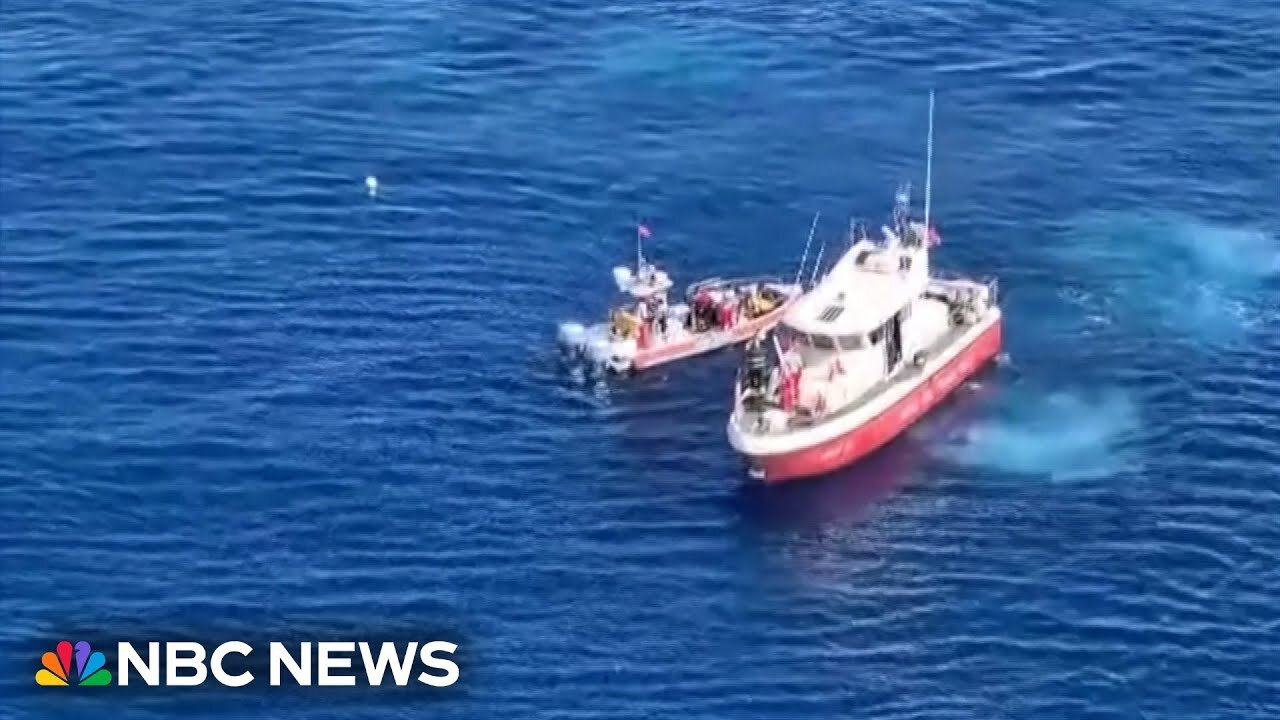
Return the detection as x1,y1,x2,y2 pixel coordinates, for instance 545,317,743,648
936,386,1142,482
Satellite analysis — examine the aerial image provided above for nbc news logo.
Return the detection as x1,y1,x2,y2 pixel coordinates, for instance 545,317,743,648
36,641,111,686
36,639,459,688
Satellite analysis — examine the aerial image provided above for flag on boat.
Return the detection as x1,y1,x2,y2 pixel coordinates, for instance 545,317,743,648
637,223,652,239
927,224,942,247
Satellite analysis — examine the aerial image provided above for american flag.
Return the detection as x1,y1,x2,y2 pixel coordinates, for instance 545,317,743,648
637,224,652,239
927,224,942,247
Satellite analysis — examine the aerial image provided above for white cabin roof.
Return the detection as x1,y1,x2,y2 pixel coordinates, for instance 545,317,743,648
613,264,672,299
784,240,929,336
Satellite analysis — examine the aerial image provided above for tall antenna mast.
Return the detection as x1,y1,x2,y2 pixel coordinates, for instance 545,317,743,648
808,241,826,288
636,223,644,275
793,211,820,287
923,89,935,234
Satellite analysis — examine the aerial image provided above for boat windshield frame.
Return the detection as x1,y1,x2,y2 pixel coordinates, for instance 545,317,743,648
777,324,864,353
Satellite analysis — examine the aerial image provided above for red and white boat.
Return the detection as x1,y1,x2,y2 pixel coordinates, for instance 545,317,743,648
558,227,801,374
726,94,1004,483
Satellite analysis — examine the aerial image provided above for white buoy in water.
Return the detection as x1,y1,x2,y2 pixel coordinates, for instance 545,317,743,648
365,175,379,197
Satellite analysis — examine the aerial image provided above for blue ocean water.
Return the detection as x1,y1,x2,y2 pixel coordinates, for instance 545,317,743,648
3,0,1279,717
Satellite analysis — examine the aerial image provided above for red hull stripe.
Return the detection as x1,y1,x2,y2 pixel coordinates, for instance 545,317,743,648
749,319,1003,483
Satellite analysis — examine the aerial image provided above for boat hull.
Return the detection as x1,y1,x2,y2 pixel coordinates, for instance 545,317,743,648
631,301,792,370
735,315,1002,484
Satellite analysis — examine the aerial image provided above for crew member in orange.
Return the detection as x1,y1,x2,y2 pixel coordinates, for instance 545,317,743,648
612,307,638,339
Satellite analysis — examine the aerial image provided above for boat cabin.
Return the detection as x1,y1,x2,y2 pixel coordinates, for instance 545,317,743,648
613,263,673,301
768,234,944,414
605,263,675,340
783,237,927,354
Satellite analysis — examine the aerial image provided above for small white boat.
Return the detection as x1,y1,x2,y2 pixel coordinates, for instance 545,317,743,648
727,93,1004,482
558,241,801,374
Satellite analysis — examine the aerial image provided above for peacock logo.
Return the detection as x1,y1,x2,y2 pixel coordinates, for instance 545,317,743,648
36,640,112,686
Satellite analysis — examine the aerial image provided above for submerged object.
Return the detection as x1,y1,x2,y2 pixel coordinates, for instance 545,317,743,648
727,92,1004,483
558,226,801,375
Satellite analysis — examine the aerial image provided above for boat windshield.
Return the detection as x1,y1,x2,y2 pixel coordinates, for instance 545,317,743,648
776,325,839,366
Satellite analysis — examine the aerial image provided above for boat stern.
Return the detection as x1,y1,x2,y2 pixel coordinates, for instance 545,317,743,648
557,321,637,374
726,407,819,484
727,419,852,484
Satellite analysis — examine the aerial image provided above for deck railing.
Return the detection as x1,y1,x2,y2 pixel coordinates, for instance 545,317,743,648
927,272,1000,307
684,275,793,301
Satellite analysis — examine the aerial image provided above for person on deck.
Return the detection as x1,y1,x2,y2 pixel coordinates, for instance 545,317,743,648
779,342,804,412
611,308,637,339
744,332,767,392
747,285,774,318
637,299,652,335
692,289,713,331
718,288,737,329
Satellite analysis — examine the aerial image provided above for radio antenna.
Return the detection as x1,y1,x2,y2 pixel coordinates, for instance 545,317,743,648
923,89,935,235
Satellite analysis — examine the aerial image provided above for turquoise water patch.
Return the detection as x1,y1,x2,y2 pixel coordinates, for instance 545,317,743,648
1051,211,1277,342
937,387,1142,482
587,24,758,90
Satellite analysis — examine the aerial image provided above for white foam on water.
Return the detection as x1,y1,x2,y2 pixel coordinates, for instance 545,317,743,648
938,387,1141,482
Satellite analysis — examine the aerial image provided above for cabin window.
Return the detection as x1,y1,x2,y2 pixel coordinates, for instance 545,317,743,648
810,334,836,350
837,335,863,351
856,250,872,265
868,327,883,345
899,256,912,272
775,324,809,350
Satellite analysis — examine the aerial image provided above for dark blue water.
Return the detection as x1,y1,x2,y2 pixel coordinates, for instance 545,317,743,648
4,1,1279,717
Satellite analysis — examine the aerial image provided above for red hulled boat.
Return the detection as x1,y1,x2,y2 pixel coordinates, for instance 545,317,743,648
557,225,801,375
726,93,1004,483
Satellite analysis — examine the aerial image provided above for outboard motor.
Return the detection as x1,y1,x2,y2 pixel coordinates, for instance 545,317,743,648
558,322,588,359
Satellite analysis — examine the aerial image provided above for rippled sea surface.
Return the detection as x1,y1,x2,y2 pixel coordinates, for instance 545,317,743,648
3,1,1279,718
